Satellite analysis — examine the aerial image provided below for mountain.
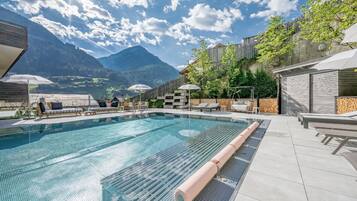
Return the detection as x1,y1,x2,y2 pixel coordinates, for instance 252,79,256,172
99,46,179,86
0,7,129,98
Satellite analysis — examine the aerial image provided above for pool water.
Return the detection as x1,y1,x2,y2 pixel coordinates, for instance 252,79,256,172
0,113,249,201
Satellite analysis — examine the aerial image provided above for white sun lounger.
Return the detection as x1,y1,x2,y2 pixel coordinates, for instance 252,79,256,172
298,111,357,124
192,103,208,111
300,113,357,129
311,122,357,154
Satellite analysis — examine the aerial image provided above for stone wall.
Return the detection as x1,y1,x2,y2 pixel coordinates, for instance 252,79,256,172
336,96,357,114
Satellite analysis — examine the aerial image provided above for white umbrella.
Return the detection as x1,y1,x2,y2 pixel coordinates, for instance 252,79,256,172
342,23,357,44
128,84,152,110
0,74,53,107
178,84,201,111
312,49,357,71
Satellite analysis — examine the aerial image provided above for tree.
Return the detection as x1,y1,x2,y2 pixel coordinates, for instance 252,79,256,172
254,68,277,98
255,16,295,66
300,0,357,47
187,40,215,97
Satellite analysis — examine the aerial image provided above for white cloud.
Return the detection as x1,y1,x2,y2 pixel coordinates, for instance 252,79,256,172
249,0,298,18
163,0,180,13
167,23,198,45
13,0,81,18
234,0,262,4
176,64,187,71
30,15,85,39
182,4,243,32
10,0,113,22
108,0,149,8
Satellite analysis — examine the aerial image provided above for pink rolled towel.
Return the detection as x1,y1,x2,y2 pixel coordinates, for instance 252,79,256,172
211,144,236,169
174,121,260,201
175,161,218,201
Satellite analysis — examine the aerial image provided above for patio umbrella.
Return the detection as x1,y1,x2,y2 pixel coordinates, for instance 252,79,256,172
312,49,357,71
128,84,152,110
342,23,357,44
178,84,201,111
0,74,53,107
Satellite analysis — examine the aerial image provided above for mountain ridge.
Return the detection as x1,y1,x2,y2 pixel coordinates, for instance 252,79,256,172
0,7,179,97
98,45,179,86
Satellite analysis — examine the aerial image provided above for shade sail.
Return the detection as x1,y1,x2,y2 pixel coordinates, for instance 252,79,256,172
342,23,357,44
312,49,357,70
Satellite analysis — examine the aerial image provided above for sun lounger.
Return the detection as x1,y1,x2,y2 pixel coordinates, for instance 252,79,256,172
88,100,120,113
192,103,208,111
301,114,357,129
311,122,357,154
298,111,357,123
38,101,82,118
204,103,221,112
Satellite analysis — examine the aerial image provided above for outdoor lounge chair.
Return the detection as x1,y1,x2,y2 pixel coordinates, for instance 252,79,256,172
192,103,208,111
88,100,120,113
310,121,357,154
38,100,82,118
204,103,221,112
298,111,357,124
300,114,357,129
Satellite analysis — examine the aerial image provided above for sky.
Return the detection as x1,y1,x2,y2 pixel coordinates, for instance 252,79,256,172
1,0,306,70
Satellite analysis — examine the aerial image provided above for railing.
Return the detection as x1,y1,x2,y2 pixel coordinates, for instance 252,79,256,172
133,76,187,101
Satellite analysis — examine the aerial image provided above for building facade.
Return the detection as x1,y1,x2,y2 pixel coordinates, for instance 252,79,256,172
274,59,357,115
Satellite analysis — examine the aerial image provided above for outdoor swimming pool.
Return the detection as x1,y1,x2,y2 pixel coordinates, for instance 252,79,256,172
0,113,253,201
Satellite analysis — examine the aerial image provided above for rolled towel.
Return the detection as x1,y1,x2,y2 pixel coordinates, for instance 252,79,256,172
211,144,236,169
229,135,246,150
175,161,218,201
174,121,260,201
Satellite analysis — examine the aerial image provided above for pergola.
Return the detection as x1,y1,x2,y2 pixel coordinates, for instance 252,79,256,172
0,20,27,78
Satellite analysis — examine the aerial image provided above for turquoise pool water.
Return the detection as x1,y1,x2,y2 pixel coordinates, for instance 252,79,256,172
0,113,249,201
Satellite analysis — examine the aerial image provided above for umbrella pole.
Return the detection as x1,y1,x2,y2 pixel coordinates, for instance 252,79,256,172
189,90,191,111
27,80,30,108
139,93,142,111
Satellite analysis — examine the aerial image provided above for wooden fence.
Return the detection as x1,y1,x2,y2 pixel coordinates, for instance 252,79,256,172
336,96,357,114
259,98,278,113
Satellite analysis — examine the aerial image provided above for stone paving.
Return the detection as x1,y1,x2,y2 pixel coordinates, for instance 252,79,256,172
0,109,356,201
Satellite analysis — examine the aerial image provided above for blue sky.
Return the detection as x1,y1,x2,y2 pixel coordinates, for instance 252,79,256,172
1,0,306,69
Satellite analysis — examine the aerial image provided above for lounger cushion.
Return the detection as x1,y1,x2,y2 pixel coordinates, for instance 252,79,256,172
111,101,118,107
39,102,46,113
51,102,63,110
98,101,107,107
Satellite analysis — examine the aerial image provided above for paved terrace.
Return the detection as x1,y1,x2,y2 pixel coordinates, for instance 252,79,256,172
0,109,356,201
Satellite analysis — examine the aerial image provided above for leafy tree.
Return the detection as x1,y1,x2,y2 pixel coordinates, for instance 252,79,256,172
187,40,215,97
253,68,277,98
205,79,222,101
255,16,295,66
300,0,357,47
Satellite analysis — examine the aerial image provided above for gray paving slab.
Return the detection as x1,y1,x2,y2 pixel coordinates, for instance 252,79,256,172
306,185,357,201
301,166,357,198
238,170,308,201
